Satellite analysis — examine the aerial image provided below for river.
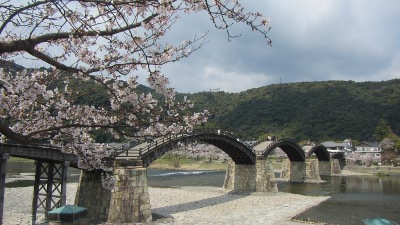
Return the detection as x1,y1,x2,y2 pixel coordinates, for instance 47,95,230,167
5,161,400,224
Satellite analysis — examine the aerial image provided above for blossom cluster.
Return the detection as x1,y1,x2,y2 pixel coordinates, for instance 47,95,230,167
175,143,230,161
0,66,209,188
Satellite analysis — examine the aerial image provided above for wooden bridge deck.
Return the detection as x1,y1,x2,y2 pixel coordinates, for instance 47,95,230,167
0,143,77,163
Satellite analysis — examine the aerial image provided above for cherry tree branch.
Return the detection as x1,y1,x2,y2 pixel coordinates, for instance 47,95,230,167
0,121,34,144
0,13,159,54
0,0,49,35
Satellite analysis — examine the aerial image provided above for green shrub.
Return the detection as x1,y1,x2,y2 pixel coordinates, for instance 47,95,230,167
169,157,180,168
376,171,390,177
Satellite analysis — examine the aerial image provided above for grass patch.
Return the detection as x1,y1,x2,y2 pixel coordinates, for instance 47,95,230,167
266,158,284,170
9,157,34,163
376,171,390,177
149,157,228,171
198,161,228,171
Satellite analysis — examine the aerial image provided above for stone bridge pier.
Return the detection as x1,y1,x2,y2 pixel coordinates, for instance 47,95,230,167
280,160,306,182
289,161,307,182
316,159,342,176
331,158,342,175
223,158,278,192
107,162,152,223
305,159,321,182
318,161,331,176
280,159,322,182
75,170,111,223
75,159,152,224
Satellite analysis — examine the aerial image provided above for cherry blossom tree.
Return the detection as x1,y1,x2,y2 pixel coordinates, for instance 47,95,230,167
346,152,362,165
380,138,399,165
182,143,229,161
346,152,377,166
380,138,395,152
0,0,271,188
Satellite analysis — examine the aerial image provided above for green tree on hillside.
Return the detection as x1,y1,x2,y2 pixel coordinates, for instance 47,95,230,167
373,119,391,141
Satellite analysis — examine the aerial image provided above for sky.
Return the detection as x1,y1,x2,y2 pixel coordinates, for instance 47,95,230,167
7,0,400,94
158,0,400,93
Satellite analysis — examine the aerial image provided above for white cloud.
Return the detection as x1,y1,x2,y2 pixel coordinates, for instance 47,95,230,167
167,66,275,93
200,66,274,93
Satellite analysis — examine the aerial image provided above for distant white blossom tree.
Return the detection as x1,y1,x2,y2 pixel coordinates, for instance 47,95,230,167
380,138,399,165
380,138,395,152
0,0,271,188
347,152,377,166
183,143,229,161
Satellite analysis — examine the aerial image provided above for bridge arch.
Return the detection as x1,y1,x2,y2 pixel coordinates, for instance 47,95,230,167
260,140,305,162
306,144,330,161
128,132,257,167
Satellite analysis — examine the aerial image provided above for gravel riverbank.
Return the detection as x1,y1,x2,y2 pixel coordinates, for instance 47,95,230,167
3,183,329,225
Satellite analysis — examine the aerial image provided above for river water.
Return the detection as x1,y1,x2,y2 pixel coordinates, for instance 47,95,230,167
5,162,400,224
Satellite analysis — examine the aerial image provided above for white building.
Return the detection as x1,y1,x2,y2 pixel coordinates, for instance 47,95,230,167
354,141,382,161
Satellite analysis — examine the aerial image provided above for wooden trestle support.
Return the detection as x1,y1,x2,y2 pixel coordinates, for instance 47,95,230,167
31,161,69,225
0,153,10,225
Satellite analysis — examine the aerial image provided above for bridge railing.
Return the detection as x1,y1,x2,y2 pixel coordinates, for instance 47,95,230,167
192,128,257,153
138,133,190,157
255,138,282,156
2,129,257,160
2,140,62,150
0,142,80,164
111,134,185,158
111,141,138,158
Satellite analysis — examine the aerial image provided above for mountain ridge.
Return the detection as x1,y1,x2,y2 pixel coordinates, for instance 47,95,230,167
184,79,400,142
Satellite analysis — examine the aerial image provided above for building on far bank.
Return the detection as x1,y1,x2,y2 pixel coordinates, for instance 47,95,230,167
353,141,382,162
321,139,353,154
306,139,382,166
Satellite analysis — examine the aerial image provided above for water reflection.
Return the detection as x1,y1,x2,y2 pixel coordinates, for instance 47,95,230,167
5,161,36,176
277,175,400,197
5,161,81,188
290,175,400,225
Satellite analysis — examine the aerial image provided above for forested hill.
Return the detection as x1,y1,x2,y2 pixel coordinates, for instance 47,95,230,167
184,79,400,142
2,60,399,142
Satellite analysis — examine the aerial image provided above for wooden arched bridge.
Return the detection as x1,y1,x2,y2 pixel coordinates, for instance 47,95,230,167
115,130,257,167
0,129,338,224
113,129,316,167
